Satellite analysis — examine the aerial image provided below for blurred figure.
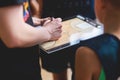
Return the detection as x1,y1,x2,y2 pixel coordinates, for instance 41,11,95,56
75,0,120,80
30,0,43,18
40,0,96,80
0,0,62,80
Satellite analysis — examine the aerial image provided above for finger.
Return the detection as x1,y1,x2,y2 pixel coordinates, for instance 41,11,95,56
42,20,51,25
43,17,51,21
41,20,51,26
54,28,62,34
56,18,62,22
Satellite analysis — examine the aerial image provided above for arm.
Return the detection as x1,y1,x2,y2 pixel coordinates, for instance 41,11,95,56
75,47,101,80
30,0,42,18
0,5,62,48
37,0,43,17
32,17,51,26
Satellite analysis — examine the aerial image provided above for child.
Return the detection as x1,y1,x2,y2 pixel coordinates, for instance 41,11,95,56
75,0,120,80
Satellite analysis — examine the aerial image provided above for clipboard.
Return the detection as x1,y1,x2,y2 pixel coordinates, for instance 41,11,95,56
39,15,103,54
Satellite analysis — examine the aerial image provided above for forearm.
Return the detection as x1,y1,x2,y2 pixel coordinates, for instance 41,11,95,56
0,5,62,48
0,22,50,48
15,23,50,47
30,0,40,17
37,0,43,17
0,5,50,48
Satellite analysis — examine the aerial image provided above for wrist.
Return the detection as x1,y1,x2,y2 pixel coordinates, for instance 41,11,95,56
41,27,51,41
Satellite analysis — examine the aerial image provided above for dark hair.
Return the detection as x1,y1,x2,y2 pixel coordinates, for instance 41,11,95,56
104,0,120,8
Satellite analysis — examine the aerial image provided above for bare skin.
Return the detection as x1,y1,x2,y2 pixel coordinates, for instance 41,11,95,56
0,5,62,48
75,47,101,80
30,0,43,18
30,1,68,80
75,0,120,79
53,70,68,80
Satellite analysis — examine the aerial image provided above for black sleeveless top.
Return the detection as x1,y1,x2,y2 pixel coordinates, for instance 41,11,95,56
79,33,120,80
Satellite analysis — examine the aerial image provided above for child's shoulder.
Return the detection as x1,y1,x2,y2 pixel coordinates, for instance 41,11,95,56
80,33,120,51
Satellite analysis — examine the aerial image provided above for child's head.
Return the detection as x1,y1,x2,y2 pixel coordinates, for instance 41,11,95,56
94,0,120,24
104,0,120,8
